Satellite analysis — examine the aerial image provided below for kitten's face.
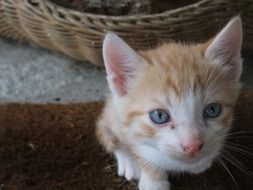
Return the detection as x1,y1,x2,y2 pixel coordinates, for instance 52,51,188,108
120,45,240,173
103,17,242,174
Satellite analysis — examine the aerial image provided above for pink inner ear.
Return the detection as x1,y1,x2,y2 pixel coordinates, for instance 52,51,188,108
205,17,242,80
104,40,134,96
109,62,129,96
103,33,144,97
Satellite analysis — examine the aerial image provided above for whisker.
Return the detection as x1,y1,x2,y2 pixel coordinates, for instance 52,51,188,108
221,150,252,177
104,162,117,170
226,131,253,136
218,158,238,189
117,179,129,190
225,136,253,139
219,131,253,140
212,131,253,143
224,143,253,157
225,141,253,151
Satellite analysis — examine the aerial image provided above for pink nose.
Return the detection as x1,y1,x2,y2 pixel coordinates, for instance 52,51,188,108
181,142,204,156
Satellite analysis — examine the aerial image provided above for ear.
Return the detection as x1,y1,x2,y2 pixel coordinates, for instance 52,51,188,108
205,16,243,81
103,33,146,97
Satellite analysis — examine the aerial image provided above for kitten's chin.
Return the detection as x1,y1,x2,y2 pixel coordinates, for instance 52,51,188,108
180,157,213,174
137,145,215,174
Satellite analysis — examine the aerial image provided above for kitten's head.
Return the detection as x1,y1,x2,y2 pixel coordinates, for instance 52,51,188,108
103,17,242,173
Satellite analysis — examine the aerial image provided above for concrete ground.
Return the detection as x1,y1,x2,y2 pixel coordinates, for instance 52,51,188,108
0,38,108,103
0,37,252,103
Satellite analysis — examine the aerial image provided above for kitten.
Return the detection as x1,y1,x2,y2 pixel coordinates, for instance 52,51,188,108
96,16,242,190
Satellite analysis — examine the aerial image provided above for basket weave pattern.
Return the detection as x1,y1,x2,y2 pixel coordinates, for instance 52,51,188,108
0,0,251,65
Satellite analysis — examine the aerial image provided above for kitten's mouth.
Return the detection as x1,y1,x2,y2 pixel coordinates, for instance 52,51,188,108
175,154,203,163
162,149,203,163
165,152,213,173
183,156,203,163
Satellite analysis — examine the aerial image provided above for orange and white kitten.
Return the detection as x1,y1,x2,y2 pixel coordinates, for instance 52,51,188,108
96,17,242,190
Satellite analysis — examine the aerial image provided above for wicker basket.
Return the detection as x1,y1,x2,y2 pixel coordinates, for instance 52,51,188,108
0,0,250,66
245,0,253,47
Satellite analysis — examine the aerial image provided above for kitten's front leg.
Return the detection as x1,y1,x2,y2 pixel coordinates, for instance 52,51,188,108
115,149,141,181
138,167,170,190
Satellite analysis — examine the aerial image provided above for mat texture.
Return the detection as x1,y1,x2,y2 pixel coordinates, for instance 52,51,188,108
0,92,253,190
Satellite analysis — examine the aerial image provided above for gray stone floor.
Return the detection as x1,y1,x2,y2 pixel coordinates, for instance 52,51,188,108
0,38,108,103
0,38,252,103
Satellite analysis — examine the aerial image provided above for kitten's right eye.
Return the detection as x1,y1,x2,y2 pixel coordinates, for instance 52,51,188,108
149,109,170,125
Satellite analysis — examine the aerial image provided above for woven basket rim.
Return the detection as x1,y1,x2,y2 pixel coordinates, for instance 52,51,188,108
43,0,207,20
2,0,247,66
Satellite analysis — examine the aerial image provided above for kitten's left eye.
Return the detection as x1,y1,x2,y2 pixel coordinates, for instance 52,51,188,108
149,109,170,125
203,103,222,118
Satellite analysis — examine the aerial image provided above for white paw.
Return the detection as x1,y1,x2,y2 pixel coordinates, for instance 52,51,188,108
115,150,140,181
138,173,170,190
138,180,170,190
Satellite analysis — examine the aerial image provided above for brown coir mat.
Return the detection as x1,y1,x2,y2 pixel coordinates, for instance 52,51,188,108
0,92,253,190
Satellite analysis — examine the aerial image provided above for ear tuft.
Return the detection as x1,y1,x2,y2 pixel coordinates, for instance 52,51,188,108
205,16,243,81
103,33,145,97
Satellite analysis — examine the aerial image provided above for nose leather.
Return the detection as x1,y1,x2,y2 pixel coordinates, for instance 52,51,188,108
181,141,204,156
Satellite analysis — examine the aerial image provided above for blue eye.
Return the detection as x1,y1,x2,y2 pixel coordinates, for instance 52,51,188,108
203,103,222,118
149,109,170,125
